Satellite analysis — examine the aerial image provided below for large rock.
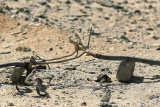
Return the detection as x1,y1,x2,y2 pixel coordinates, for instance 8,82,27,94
10,67,25,83
116,60,135,82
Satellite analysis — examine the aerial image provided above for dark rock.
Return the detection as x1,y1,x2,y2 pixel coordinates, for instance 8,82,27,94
101,68,112,74
152,36,159,40
95,74,112,83
104,17,110,20
148,5,153,9
157,24,160,28
129,29,137,32
116,61,135,82
134,10,141,14
88,71,96,74
38,1,47,5
81,102,87,106
131,20,137,24
148,95,159,100
99,102,112,107
156,47,160,50
151,75,160,80
120,35,130,42
66,0,71,4
64,66,77,70
0,51,11,54
146,28,154,31
49,48,53,51
67,16,78,21
7,102,14,106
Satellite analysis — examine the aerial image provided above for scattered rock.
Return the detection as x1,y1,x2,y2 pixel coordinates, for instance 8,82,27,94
16,46,31,52
116,61,135,82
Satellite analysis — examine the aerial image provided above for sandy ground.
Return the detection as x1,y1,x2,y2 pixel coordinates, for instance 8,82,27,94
0,0,160,107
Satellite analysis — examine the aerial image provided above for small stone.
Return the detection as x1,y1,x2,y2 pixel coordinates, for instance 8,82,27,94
131,20,137,24
67,16,78,21
49,48,53,51
97,0,113,7
116,61,135,82
120,35,130,42
0,51,11,54
99,102,112,107
104,17,110,20
152,36,159,40
16,46,31,52
157,24,160,28
101,89,111,102
7,102,14,106
148,95,159,100
37,1,47,5
66,0,71,4
146,28,154,31
88,71,96,74
156,47,160,50
151,75,160,80
81,102,87,106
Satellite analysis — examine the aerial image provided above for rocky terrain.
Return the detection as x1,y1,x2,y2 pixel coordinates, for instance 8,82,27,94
0,0,160,107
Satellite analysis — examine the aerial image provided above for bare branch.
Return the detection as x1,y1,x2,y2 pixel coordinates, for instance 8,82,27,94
87,52,160,66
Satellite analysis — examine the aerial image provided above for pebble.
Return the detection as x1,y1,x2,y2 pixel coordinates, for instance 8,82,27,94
148,95,159,100
37,1,47,5
16,46,31,52
146,28,154,31
157,24,160,28
151,75,160,80
100,88,111,102
67,16,78,21
0,51,11,54
7,102,14,106
152,36,159,40
121,33,130,42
